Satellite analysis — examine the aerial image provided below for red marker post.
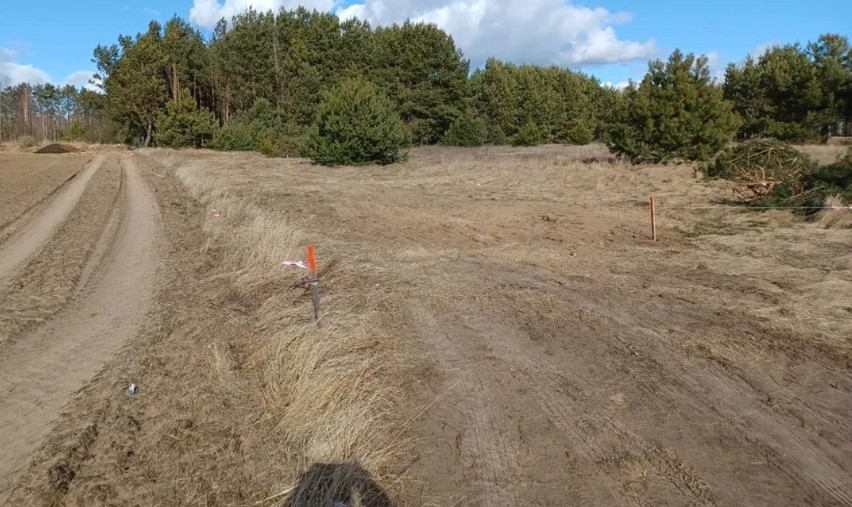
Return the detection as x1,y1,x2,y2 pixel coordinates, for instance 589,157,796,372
306,245,321,323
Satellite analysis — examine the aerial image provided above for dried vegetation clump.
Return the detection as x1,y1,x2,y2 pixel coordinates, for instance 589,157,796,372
172,159,411,502
706,140,816,199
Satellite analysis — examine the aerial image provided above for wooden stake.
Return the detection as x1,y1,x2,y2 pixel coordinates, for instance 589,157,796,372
650,196,657,242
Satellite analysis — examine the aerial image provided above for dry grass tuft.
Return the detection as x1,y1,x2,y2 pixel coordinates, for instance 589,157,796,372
172,159,410,502
817,194,852,229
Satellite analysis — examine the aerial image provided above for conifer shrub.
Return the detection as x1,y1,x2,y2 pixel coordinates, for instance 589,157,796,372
301,77,409,166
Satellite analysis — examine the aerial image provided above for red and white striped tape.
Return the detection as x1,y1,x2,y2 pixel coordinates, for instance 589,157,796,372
282,260,310,270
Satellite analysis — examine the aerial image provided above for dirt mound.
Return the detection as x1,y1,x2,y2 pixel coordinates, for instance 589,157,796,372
35,144,79,154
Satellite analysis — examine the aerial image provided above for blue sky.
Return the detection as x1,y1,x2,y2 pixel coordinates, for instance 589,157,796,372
1,0,850,89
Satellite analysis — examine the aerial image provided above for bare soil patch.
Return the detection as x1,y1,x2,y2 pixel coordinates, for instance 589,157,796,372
0,154,89,235
0,157,102,282
0,155,161,503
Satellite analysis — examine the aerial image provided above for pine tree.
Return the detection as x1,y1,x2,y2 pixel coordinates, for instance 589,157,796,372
609,50,740,162
301,78,409,165
441,109,486,146
94,21,168,146
156,89,217,147
370,22,470,144
724,36,849,141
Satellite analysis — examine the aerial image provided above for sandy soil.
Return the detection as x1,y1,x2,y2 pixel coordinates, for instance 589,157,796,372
0,154,93,245
0,154,161,503
0,155,90,224
1,144,849,506
0,155,121,346
0,157,102,280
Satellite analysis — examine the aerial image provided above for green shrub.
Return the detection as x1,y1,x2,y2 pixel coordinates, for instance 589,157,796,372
486,123,508,145
210,121,256,152
441,110,486,147
797,150,852,206
156,90,217,148
65,119,85,141
513,121,546,146
210,98,303,156
564,119,594,145
608,50,740,163
257,137,279,157
301,77,409,166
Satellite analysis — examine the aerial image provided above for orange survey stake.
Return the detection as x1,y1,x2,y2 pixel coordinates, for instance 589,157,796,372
306,245,318,275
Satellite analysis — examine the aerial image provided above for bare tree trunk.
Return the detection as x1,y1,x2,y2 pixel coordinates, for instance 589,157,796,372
173,63,180,100
272,17,284,110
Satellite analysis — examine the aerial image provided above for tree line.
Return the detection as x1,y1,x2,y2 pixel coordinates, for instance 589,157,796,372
0,83,113,144
608,34,850,163
88,9,621,154
3,7,849,164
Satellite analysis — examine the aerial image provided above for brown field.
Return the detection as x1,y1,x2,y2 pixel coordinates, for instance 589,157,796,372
0,154,91,240
0,144,850,506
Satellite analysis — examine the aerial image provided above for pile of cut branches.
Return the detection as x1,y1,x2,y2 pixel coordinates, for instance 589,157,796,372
706,140,816,200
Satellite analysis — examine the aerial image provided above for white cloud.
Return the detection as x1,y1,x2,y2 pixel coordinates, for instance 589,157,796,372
190,0,657,68
603,80,631,90
0,48,18,61
0,47,102,91
64,71,100,91
0,48,51,87
704,51,726,83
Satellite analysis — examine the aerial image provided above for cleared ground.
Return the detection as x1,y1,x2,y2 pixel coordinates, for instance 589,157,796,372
0,145,850,506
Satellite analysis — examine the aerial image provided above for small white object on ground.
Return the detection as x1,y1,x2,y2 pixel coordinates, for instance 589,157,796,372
127,383,138,396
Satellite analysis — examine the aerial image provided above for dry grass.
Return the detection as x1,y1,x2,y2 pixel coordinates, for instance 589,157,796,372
794,143,849,165
170,158,411,503
817,194,852,229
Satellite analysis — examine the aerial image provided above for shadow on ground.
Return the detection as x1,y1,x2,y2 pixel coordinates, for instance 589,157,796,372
283,462,395,507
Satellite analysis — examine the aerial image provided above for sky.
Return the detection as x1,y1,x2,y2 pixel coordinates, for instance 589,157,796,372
1,0,850,90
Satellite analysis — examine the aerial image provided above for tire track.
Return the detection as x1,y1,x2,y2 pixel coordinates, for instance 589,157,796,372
515,353,716,505
0,155,161,503
0,160,123,349
410,304,523,507
498,269,851,505
0,156,102,281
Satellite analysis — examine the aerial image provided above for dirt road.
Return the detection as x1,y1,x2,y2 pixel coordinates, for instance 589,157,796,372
0,155,161,503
